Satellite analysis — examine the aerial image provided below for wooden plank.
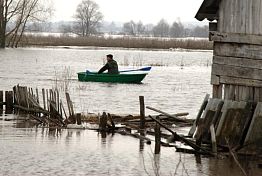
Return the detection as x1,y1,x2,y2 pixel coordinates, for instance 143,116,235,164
36,88,39,104
154,116,161,154
238,86,248,101
259,88,262,102
224,84,230,100
217,0,224,32
234,0,241,33
56,90,60,113
218,75,262,88
65,92,74,117
5,91,13,114
46,89,49,112
201,99,224,141
212,63,262,81
235,86,240,101
230,0,237,33
239,0,246,33
188,94,210,137
146,106,188,123
244,102,262,147
42,88,46,110
252,0,260,35
76,113,82,125
213,56,262,70
139,96,145,129
223,0,231,33
216,100,252,147
0,91,3,113
212,84,222,98
211,74,219,85
210,124,217,155
99,112,107,131
214,42,262,60
246,0,253,34
61,101,68,119
229,85,236,100
259,0,262,35
24,87,29,108
224,84,235,100
254,87,260,102
237,86,254,101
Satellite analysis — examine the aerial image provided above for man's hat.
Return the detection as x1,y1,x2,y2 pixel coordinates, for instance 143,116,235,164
106,54,113,59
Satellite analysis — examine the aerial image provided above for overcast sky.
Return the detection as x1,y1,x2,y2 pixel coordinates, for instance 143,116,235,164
53,0,204,24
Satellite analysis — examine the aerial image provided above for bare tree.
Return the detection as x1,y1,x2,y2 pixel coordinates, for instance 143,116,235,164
153,19,169,37
74,0,103,36
136,21,145,35
170,21,185,38
0,0,53,48
123,20,136,35
123,20,145,36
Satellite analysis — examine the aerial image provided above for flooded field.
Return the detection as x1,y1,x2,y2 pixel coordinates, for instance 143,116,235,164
0,47,261,175
0,47,212,116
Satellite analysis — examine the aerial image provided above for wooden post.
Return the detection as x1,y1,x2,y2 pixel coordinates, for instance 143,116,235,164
13,87,17,114
60,101,63,117
154,116,161,154
210,124,217,155
61,101,68,119
0,91,3,114
36,88,39,104
5,91,13,114
108,113,115,129
139,96,145,130
99,112,107,131
13,86,17,105
30,88,34,97
24,87,29,108
76,113,82,125
65,92,72,117
49,89,53,102
46,89,49,112
42,89,46,110
56,90,60,113
54,90,57,107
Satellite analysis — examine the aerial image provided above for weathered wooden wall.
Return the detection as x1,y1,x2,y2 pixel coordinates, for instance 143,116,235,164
211,0,262,101
218,0,262,35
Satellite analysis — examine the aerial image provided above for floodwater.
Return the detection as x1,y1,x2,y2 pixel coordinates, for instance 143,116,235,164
0,47,212,116
0,47,261,175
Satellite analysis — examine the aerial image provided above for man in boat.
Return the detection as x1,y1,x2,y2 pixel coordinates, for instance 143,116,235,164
98,54,119,74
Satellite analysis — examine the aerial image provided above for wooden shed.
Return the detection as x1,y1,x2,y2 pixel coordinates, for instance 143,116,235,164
193,0,262,152
196,0,262,102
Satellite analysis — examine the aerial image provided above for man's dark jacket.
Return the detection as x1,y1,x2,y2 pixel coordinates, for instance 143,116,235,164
98,59,119,74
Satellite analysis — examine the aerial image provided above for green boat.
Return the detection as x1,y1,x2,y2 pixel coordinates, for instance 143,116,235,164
77,67,151,83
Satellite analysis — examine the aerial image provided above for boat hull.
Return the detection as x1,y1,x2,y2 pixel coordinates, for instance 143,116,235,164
77,72,148,83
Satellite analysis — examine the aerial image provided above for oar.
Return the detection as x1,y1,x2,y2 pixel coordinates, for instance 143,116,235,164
86,66,152,74
120,66,152,73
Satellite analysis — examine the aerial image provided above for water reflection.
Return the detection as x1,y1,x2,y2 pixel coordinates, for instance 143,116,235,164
1,117,262,175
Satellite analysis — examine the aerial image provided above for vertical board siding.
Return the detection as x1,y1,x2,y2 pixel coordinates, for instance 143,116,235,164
218,0,225,32
218,0,262,35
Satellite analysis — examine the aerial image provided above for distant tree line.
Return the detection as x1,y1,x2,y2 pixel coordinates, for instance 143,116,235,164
0,0,209,49
58,0,208,38
122,19,208,38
